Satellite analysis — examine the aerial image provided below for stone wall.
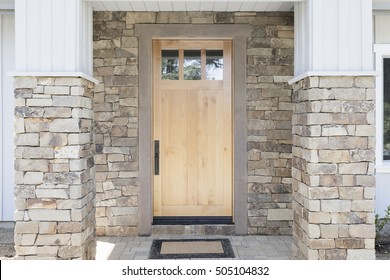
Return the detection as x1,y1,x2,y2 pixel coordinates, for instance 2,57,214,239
291,76,376,259
14,77,96,259
93,11,294,235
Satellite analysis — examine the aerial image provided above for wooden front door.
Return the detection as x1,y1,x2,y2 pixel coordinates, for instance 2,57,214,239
153,39,232,219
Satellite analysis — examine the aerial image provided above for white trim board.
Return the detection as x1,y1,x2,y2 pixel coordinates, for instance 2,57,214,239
0,14,15,221
288,71,379,85
8,71,99,84
374,44,390,167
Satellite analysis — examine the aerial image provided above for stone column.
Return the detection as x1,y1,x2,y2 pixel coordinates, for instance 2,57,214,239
292,76,376,260
14,76,96,259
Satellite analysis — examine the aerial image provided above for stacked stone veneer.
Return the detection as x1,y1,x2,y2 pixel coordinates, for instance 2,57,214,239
93,11,294,236
14,77,96,259
291,76,376,259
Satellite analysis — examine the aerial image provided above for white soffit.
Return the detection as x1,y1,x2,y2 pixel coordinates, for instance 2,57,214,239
0,0,14,10
373,0,390,10
87,0,298,12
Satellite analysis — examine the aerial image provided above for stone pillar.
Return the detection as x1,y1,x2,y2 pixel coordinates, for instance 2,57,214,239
292,76,376,260
14,76,96,259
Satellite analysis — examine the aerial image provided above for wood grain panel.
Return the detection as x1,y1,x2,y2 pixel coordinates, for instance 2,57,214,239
153,39,232,217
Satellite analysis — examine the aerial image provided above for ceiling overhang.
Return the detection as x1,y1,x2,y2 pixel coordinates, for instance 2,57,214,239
86,0,300,12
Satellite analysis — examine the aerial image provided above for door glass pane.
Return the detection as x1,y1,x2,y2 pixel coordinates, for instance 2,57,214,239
184,50,201,80
384,58,390,160
161,50,179,80
206,50,223,80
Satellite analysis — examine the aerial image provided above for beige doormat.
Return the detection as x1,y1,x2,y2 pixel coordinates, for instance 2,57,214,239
149,239,235,259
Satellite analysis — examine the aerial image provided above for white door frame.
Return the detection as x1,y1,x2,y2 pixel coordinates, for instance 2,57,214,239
0,12,15,221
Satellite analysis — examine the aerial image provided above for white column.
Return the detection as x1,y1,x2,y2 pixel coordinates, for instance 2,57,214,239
14,0,93,77
294,0,374,79
0,13,15,221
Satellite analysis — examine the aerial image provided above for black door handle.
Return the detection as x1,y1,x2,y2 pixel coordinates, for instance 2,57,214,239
154,140,159,175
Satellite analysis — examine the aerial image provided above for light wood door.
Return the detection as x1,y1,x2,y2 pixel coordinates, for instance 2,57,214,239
153,40,232,217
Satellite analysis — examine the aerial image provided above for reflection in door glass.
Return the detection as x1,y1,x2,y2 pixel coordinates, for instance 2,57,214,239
184,50,201,80
206,50,223,80
161,50,179,80
384,58,390,160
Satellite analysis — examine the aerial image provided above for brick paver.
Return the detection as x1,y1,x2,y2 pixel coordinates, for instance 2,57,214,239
97,235,292,260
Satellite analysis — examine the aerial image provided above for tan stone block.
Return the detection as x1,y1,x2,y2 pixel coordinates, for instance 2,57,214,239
307,163,337,175
331,88,366,100
22,147,54,159
15,118,25,134
49,119,79,133
307,224,321,238
321,101,341,113
27,98,52,107
58,246,82,259
321,200,351,212
318,150,349,163
69,184,88,199
355,77,375,88
50,163,70,172
27,198,57,210
68,133,91,145
35,234,71,246
15,133,39,146
320,77,354,88
331,212,367,224
39,222,57,234
308,212,331,224
349,225,375,238
339,187,363,200
366,89,376,100
44,107,72,118
304,199,321,212
71,87,86,96
108,215,137,226
356,175,375,186
15,198,26,210
308,239,335,249
109,207,137,216
24,172,44,184
71,208,88,221
20,234,37,246
267,209,293,221
329,136,367,149
69,159,87,171
36,246,59,256
307,113,333,125
320,225,339,238
355,125,375,136
15,98,25,106
15,245,37,256
347,249,375,260
40,132,68,147
36,189,69,199
322,125,347,136
57,222,82,233
351,200,375,212
15,159,49,172
15,221,39,234
325,249,347,260
339,225,349,237
309,187,339,199
339,163,368,175
15,77,38,88
54,78,83,86
29,209,71,221
44,86,70,95
54,146,82,159
364,187,375,199
364,239,375,249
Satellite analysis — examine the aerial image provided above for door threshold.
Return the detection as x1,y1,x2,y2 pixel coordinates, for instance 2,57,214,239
153,216,233,225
